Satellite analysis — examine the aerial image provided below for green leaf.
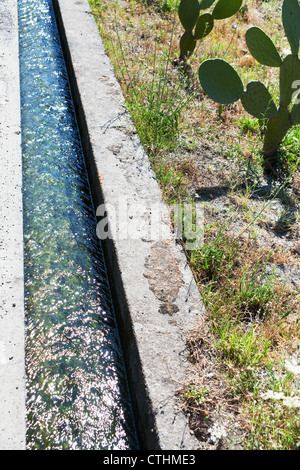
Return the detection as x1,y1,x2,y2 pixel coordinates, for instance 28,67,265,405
241,81,277,119
246,27,282,67
199,0,216,9
282,0,300,55
212,0,243,20
280,54,300,107
178,0,201,31
198,59,244,104
194,13,214,39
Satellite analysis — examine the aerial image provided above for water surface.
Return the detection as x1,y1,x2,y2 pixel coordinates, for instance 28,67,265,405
18,0,138,450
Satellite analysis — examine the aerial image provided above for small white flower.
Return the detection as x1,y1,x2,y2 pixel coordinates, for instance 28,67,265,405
261,391,285,400
282,396,300,408
260,390,300,408
285,359,300,376
208,423,227,443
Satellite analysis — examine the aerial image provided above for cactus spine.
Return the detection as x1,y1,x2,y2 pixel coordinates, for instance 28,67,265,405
178,0,243,60
198,0,300,158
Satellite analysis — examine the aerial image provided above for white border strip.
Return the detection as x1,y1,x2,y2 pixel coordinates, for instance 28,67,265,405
0,0,26,450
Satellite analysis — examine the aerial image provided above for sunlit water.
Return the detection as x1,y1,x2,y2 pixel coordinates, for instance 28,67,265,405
18,0,138,450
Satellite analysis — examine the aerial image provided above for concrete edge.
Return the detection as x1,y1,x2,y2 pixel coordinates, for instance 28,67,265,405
53,0,206,450
0,0,26,450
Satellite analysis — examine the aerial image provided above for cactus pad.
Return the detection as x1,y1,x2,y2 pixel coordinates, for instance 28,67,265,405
180,31,197,57
198,59,244,104
282,0,300,55
241,81,277,119
212,0,243,20
291,101,300,124
263,107,291,157
246,27,282,67
178,0,201,31
280,54,300,107
194,13,214,39
199,0,216,8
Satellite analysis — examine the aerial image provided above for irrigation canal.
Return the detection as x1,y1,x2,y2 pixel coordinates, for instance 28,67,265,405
18,0,138,450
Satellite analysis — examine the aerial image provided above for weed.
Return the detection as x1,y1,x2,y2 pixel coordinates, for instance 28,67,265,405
243,360,300,450
110,7,195,159
245,399,300,450
184,385,208,405
190,221,239,284
236,260,277,319
214,320,271,369
154,160,190,203
237,116,260,135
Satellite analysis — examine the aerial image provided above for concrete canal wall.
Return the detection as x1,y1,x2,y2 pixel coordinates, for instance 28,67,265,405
52,0,206,450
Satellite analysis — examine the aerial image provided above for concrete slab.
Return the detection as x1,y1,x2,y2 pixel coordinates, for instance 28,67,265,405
0,0,26,450
53,0,206,450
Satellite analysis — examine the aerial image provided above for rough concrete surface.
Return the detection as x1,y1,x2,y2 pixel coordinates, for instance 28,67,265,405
0,0,26,450
53,0,206,450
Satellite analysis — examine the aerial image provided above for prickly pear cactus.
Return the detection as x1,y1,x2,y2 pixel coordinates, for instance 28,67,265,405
178,0,201,32
282,0,300,55
198,58,243,103
198,0,300,158
241,81,277,119
245,27,282,67
178,0,243,60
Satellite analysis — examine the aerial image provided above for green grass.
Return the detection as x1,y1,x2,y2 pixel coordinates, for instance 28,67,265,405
183,385,208,405
190,226,239,283
243,359,300,450
214,320,271,369
236,261,277,319
186,218,299,448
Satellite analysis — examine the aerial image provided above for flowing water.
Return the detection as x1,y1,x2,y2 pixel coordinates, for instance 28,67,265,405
18,0,138,450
